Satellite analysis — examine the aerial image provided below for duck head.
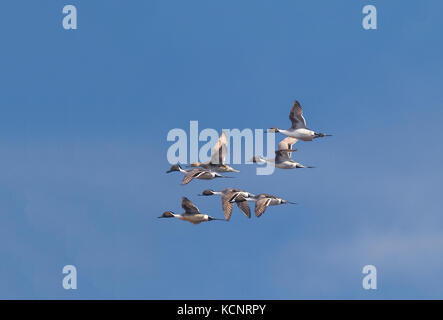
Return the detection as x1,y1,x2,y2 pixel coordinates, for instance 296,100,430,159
166,164,182,173
158,211,175,218
200,189,215,196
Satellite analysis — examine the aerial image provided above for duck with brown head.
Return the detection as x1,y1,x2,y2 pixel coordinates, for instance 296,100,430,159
199,188,255,221
158,197,225,224
166,164,232,185
269,99,331,141
244,194,297,218
250,136,313,170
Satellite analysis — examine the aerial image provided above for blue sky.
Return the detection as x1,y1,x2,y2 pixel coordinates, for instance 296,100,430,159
1,0,443,299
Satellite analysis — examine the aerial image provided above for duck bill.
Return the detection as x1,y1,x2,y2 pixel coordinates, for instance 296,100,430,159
208,217,226,221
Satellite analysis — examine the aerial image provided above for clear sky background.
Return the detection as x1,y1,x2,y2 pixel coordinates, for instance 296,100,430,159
1,0,443,299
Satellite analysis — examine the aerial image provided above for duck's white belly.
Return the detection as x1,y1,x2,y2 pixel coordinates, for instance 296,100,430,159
275,161,297,169
283,128,314,141
268,198,283,206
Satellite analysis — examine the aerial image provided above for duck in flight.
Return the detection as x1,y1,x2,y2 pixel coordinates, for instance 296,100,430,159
189,131,239,173
166,164,231,185
199,188,255,221
269,100,331,141
250,136,313,169
158,197,224,224
244,193,297,218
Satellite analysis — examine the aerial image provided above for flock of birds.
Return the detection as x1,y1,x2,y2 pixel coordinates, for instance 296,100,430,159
159,99,331,224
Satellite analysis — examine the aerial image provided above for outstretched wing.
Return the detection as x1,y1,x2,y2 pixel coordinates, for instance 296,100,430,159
255,198,272,217
278,136,298,150
181,170,204,185
211,131,228,165
236,201,251,218
278,137,298,160
289,100,307,129
181,197,200,214
221,194,234,221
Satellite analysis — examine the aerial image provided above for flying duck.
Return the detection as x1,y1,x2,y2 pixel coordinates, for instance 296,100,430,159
250,136,313,169
245,193,297,217
158,197,224,224
166,164,231,185
199,188,255,221
269,100,331,141
190,131,239,172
